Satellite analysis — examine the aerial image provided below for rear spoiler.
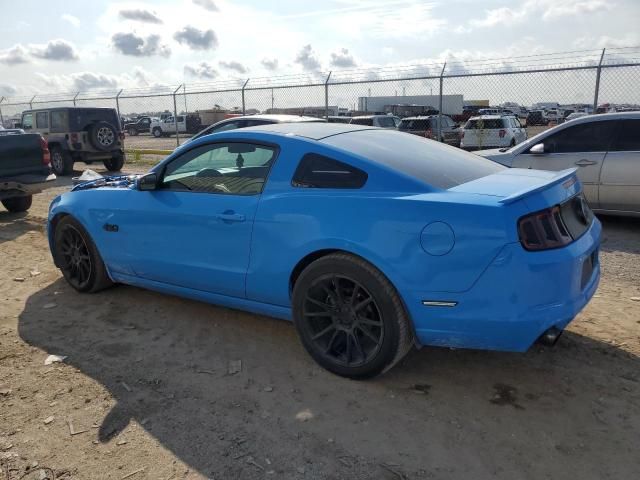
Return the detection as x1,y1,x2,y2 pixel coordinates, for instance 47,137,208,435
498,168,578,205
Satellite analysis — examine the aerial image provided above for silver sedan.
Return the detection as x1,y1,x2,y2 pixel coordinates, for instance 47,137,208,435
475,112,640,217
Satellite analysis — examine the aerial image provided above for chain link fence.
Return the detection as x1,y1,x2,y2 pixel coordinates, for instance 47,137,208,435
1,47,639,156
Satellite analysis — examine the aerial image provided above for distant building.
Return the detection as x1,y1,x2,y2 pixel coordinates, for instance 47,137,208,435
265,106,340,117
358,95,464,115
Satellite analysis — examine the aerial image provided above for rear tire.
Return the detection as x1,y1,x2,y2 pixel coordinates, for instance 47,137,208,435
2,195,32,213
292,253,414,379
103,154,125,172
53,216,113,293
50,146,74,176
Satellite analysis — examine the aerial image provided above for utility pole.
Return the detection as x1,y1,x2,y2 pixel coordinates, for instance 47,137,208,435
593,48,606,113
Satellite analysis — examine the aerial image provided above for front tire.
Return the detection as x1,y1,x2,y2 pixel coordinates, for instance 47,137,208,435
103,154,125,172
292,253,414,379
50,146,74,176
53,216,113,293
152,128,162,138
2,195,32,213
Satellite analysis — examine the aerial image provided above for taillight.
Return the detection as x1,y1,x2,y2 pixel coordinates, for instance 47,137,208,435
70,132,79,143
425,129,432,139
460,131,465,138
119,132,125,140
518,206,572,251
499,129,506,138
40,136,51,166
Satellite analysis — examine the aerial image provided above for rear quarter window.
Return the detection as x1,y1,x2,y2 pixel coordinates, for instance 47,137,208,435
465,119,504,129
292,153,368,189
350,118,374,126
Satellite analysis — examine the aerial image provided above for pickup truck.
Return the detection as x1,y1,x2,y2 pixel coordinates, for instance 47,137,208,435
150,114,202,138
0,131,56,212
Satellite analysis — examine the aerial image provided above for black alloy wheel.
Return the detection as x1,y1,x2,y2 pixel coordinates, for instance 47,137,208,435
303,274,384,368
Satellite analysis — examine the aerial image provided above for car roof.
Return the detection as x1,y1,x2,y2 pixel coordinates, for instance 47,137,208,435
350,115,392,119
468,115,504,120
227,122,376,140
22,107,117,113
555,111,639,124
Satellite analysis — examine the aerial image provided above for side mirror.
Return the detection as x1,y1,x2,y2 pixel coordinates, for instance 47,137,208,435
530,143,545,155
137,173,158,191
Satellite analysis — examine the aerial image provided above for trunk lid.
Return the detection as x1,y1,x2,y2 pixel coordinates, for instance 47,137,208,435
448,168,581,209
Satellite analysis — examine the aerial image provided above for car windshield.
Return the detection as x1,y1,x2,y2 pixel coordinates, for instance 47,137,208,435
465,119,504,129
322,129,504,189
377,117,397,128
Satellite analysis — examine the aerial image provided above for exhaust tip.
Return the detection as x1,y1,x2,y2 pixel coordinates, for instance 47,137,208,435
538,327,563,346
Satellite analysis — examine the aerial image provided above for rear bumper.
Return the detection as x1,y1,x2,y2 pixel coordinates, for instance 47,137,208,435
406,218,601,352
0,173,56,200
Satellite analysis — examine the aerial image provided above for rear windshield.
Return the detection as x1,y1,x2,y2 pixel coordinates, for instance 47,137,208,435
399,119,432,130
376,117,397,128
465,119,504,129
322,129,504,189
350,118,374,126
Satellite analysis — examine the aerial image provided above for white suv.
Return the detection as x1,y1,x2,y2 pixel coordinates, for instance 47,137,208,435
460,115,527,150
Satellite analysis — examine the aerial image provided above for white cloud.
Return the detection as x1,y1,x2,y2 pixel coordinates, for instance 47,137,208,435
219,60,248,74
0,45,30,66
193,0,218,12
30,39,79,61
330,48,357,68
61,14,80,27
468,0,615,30
184,62,218,79
173,26,218,50
261,58,279,70
112,33,171,57
295,44,322,71
118,8,163,24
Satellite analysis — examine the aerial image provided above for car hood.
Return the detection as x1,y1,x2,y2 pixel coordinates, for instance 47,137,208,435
474,148,516,167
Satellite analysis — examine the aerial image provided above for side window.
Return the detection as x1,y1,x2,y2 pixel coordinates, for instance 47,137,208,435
539,121,615,153
245,119,271,127
50,111,67,131
177,116,185,122
36,112,49,129
162,142,276,195
22,113,33,130
292,153,368,189
610,120,640,151
142,118,151,125
351,118,373,126
211,120,242,133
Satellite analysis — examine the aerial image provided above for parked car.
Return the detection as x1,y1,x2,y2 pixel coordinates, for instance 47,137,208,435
475,112,640,216
460,115,527,150
527,110,549,126
48,123,600,378
477,108,503,116
349,115,397,128
151,114,202,138
188,114,325,143
124,116,153,136
398,115,461,146
21,107,125,176
327,116,351,124
565,112,589,121
1,131,55,212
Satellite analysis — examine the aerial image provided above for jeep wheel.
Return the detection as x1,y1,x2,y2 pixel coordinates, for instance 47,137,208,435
50,146,74,176
103,154,125,172
90,122,117,151
2,195,32,213
152,127,162,138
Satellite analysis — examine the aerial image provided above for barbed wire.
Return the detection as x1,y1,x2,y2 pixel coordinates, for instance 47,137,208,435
0,46,639,107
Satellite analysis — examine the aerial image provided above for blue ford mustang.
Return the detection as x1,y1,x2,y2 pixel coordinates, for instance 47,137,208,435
47,123,601,378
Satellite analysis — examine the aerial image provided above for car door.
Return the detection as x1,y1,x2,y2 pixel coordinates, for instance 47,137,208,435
598,118,640,213
104,141,278,298
511,120,616,206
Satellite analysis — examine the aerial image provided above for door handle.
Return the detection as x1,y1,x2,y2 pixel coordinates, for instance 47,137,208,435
575,159,597,167
215,212,245,223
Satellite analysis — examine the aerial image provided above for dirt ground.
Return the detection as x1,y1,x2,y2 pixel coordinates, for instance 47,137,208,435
1,164,639,480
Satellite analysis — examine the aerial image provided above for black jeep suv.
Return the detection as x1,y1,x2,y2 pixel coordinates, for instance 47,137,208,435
21,107,125,176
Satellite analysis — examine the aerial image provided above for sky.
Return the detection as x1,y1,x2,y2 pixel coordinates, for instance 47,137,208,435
0,0,639,99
